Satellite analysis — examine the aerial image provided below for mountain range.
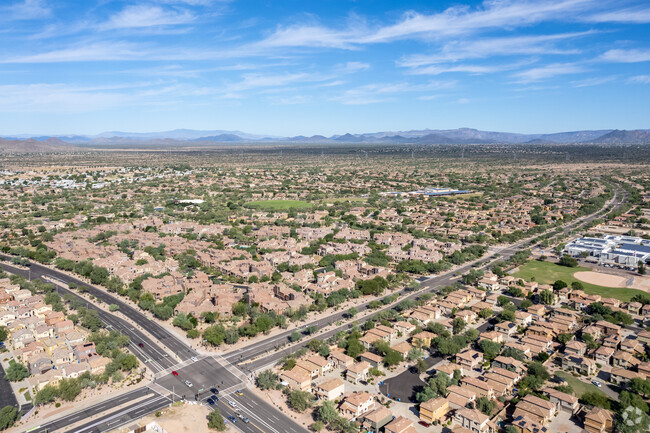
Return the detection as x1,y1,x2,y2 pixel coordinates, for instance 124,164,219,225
2,128,650,152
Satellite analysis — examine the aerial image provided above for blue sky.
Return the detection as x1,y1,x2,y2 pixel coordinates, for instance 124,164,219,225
1,0,649,136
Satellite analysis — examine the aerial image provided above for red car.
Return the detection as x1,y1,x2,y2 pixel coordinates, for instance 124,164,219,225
172,371,178,376
418,420,431,427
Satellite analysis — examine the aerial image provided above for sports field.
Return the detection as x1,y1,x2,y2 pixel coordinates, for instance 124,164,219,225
514,260,645,302
243,199,312,211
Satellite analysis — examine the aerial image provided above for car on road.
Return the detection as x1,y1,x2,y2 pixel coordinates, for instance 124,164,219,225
211,395,219,401
592,380,602,387
228,416,236,423
210,387,219,394
419,420,431,427
185,380,193,387
138,342,144,348
228,400,236,407
206,398,215,405
235,390,243,396
172,371,178,376
242,417,250,423
191,356,198,362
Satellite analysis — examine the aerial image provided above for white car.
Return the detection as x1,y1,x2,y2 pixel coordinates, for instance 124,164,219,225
185,380,193,387
228,400,237,408
191,356,199,362
591,380,601,387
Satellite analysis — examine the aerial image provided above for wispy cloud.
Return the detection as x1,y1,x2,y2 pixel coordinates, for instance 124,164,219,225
586,7,650,24
628,75,650,84
513,63,586,83
254,0,594,50
101,5,195,30
570,76,616,87
600,48,650,63
2,0,51,20
399,32,589,68
331,80,456,105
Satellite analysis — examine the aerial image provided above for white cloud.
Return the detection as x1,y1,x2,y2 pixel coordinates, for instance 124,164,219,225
101,5,194,30
600,48,650,63
586,7,650,24
335,62,371,73
331,80,456,105
570,76,615,87
2,0,51,20
399,32,588,68
1,42,147,63
255,0,594,50
628,75,650,84
513,63,586,82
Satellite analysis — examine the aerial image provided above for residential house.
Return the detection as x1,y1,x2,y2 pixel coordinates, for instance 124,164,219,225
419,397,450,424
280,367,311,392
564,340,587,356
562,355,596,375
454,408,492,433
314,378,345,401
495,321,517,337
609,367,643,388
361,406,393,432
384,416,417,433
513,394,557,425
584,407,613,433
338,391,375,420
456,350,484,370
542,387,579,414
346,361,371,384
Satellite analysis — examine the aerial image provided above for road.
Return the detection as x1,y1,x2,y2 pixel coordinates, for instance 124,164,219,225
6,187,625,432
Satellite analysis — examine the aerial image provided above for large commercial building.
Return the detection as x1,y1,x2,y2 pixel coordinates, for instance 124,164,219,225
563,235,650,266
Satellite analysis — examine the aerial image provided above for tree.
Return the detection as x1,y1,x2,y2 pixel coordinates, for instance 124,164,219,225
207,409,226,431
81,310,103,332
616,405,649,433
153,304,173,320
203,325,226,346
580,391,610,409
630,378,650,397
501,347,526,362
499,309,515,322
505,426,519,433
497,296,511,307
539,289,555,305
58,378,81,401
347,307,358,318
257,370,279,390
290,330,302,342
34,385,59,405
552,280,568,291
480,340,502,361
416,386,437,403
478,308,493,319
288,390,314,412
345,337,365,358
0,406,19,430
318,401,339,424
0,326,8,342
453,317,466,335
383,349,403,367
416,359,428,374
408,348,424,361
476,396,496,415
5,361,29,382
312,420,325,432
638,261,647,275
619,390,649,413
558,255,578,267
527,362,550,381
557,333,573,344
520,299,533,309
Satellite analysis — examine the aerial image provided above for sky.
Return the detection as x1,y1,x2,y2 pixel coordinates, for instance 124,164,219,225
0,0,649,136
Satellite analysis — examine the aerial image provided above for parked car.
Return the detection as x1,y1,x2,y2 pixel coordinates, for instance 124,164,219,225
419,420,431,427
592,380,602,387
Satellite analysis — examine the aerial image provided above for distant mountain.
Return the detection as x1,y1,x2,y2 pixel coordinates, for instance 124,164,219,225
5,128,650,146
587,129,650,144
192,134,246,142
0,138,76,153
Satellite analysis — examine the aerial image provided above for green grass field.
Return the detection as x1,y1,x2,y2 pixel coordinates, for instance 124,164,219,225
244,199,313,211
514,260,646,302
555,371,609,399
